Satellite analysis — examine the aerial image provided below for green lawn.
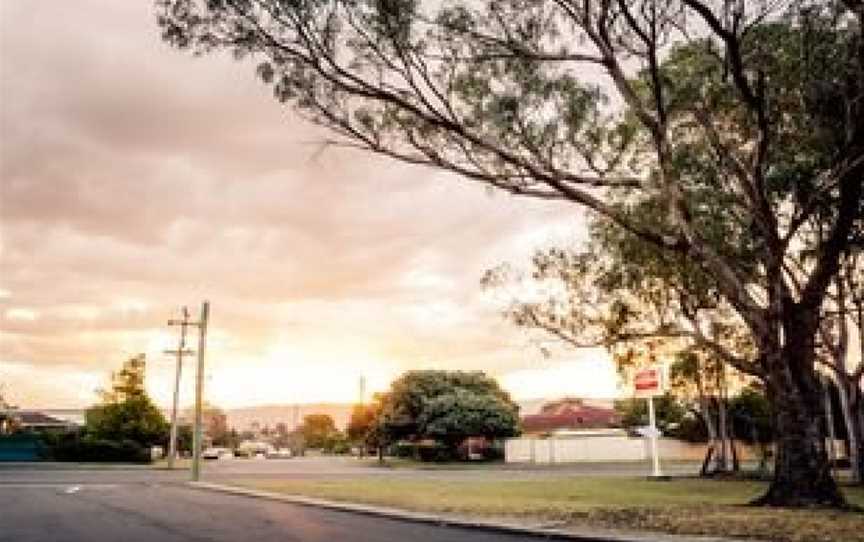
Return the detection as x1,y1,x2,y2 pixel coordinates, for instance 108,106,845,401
230,477,864,542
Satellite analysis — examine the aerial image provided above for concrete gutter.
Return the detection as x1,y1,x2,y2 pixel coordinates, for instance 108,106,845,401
189,481,748,542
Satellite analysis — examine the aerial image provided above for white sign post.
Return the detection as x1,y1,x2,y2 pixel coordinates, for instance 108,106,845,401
633,365,665,478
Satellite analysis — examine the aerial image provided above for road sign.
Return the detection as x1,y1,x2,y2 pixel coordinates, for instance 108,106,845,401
632,364,666,477
633,365,665,397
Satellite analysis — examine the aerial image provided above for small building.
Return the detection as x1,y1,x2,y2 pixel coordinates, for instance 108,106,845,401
2,410,77,433
521,398,620,436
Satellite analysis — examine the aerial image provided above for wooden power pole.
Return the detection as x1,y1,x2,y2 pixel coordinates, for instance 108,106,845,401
191,301,210,482
166,306,194,470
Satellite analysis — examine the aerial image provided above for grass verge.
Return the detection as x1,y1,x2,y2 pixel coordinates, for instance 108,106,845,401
229,477,864,542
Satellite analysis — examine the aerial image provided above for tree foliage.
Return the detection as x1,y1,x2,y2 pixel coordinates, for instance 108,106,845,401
98,354,147,403
156,0,863,506
298,413,338,449
614,393,685,433
375,370,520,454
85,355,169,448
347,402,378,443
85,396,169,448
183,402,231,446
729,386,773,445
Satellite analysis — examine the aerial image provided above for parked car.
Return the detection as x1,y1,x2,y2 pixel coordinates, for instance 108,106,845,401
237,440,274,458
202,447,230,460
266,448,293,459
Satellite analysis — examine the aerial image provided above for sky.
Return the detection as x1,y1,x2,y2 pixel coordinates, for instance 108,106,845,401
0,1,621,409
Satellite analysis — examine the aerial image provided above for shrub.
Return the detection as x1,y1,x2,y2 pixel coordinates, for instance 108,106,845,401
46,433,151,463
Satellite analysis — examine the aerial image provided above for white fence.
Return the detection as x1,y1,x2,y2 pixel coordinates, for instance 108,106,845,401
505,435,645,463
505,436,764,463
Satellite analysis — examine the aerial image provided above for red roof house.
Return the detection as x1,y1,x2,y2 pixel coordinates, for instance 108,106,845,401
521,398,620,435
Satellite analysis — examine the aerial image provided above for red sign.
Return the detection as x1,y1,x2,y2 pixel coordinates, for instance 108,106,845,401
634,369,660,390
633,366,664,397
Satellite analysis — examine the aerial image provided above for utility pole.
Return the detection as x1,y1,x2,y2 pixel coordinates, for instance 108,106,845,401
191,301,210,482
165,307,194,470
357,375,366,459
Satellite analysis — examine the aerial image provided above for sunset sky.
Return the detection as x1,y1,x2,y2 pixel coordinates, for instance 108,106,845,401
0,1,621,409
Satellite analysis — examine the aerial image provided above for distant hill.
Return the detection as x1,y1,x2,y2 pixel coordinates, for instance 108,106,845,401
225,403,354,431
24,398,615,432
224,398,616,431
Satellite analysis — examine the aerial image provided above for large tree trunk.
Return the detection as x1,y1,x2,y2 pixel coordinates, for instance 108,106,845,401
754,342,846,507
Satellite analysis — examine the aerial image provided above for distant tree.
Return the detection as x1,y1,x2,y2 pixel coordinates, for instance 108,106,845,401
321,431,351,455
670,350,747,474
182,402,231,446
376,371,520,459
0,383,14,435
203,405,230,446
225,428,240,449
347,403,378,444
98,354,147,403
298,414,338,449
86,355,169,448
176,424,193,453
614,393,685,435
85,396,169,448
0,383,11,409
271,422,291,448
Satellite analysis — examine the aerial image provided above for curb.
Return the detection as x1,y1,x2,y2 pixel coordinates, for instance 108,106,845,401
189,481,744,542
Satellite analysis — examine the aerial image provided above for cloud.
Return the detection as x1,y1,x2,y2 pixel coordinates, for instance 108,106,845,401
0,0,606,408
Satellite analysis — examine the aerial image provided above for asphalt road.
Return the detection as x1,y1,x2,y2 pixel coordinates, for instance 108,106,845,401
0,467,554,542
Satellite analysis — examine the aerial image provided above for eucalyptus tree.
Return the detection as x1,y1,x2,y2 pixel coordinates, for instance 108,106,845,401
156,0,863,506
481,217,750,475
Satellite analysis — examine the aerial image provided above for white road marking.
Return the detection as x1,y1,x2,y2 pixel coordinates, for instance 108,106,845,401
0,483,119,489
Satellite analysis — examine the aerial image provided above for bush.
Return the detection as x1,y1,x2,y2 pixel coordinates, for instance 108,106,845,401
417,441,454,462
392,441,415,458
329,439,352,455
46,433,151,463
666,413,709,443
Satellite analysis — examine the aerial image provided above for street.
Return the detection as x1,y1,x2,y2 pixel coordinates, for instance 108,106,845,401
0,463,566,542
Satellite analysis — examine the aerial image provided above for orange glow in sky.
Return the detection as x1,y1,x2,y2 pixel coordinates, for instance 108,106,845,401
0,1,624,410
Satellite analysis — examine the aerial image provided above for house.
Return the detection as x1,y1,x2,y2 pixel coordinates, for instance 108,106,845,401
2,410,77,433
521,398,620,436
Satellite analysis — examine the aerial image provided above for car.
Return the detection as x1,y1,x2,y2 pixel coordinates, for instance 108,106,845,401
202,447,230,460
266,448,293,459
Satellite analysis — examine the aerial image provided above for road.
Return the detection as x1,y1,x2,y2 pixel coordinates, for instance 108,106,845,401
0,458,706,541
0,465,559,542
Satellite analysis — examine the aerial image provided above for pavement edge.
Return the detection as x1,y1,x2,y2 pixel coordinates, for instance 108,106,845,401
188,481,742,542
